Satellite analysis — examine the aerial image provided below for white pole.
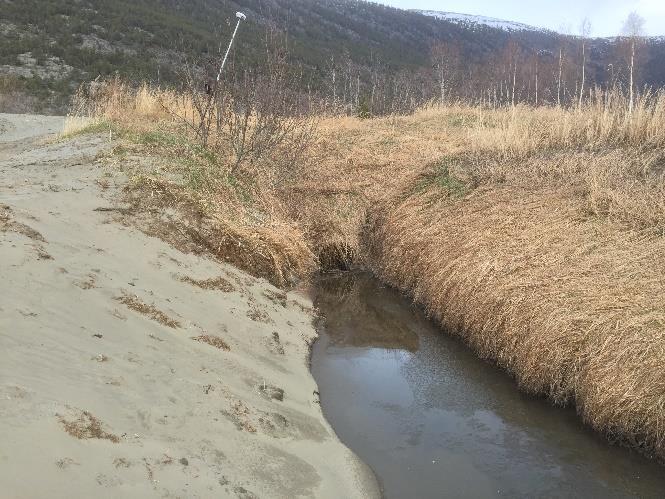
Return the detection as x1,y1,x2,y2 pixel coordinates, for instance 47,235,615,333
217,12,246,82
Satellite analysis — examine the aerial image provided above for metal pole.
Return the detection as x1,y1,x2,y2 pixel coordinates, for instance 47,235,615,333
217,12,246,82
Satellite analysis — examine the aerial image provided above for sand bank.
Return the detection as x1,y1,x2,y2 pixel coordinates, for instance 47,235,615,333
0,114,378,498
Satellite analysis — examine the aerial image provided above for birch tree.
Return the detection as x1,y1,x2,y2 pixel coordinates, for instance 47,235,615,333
622,12,646,113
578,17,592,109
501,40,521,108
430,42,460,105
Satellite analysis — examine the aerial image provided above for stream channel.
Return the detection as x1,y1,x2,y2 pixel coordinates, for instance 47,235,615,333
310,272,665,499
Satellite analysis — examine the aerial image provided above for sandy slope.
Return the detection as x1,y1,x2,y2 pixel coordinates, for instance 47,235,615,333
0,114,378,499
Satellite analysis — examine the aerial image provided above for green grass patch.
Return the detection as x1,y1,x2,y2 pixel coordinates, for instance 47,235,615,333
224,173,253,205
105,123,255,206
135,129,187,148
58,118,114,140
445,113,474,128
413,158,469,198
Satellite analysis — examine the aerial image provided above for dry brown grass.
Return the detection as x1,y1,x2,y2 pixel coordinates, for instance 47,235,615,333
368,186,665,458
192,335,231,351
73,80,176,125
59,116,100,139
120,176,315,287
466,90,665,156
115,292,181,329
0,204,46,242
75,82,665,460
59,411,120,443
247,308,273,324
177,275,236,293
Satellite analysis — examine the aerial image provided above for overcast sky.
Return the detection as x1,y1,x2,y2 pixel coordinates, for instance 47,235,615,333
379,0,665,36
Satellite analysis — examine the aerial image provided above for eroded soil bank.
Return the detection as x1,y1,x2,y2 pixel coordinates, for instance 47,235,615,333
312,272,665,499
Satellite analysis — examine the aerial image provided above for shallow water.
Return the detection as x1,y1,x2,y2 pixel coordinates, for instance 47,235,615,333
310,273,665,499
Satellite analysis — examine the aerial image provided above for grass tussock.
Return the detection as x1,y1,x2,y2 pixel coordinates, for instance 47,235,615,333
368,187,665,457
59,116,106,140
72,81,665,460
122,176,315,287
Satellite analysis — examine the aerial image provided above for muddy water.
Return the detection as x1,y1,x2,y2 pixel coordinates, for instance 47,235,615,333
311,273,665,499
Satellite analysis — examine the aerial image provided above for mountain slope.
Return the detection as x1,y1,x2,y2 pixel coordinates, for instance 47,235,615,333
1,0,664,113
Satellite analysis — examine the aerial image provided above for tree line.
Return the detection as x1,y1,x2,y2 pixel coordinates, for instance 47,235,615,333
317,12,655,115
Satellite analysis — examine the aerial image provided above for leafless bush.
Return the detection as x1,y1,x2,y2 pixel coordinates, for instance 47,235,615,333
0,90,38,114
175,32,317,176
0,76,39,113
219,68,316,172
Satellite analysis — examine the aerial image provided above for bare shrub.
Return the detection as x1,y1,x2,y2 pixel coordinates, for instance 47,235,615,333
66,34,319,287
0,76,40,113
171,31,317,178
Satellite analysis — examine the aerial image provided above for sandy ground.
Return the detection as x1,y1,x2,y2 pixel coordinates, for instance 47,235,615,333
0,114,379,498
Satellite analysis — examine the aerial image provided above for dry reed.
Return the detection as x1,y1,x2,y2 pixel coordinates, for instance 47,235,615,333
368,186,665,458
467,96,665,157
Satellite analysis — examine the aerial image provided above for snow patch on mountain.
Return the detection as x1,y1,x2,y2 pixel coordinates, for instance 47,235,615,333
415,10,548,33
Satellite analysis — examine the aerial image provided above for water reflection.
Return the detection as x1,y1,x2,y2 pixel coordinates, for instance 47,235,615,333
311,273,665,499
315,273,420,352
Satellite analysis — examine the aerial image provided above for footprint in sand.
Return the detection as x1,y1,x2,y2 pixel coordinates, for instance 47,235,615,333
268,332,285,355
55,457,80,469
233,486,259,499
258,382,285,402
74,273,97,289
113,457,132,469
95,473,122,487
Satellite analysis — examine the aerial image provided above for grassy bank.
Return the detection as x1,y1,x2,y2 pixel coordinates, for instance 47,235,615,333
74,83,665,460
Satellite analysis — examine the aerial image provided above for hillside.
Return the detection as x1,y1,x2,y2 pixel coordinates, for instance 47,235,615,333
1,0,665,113
0,0,482,112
